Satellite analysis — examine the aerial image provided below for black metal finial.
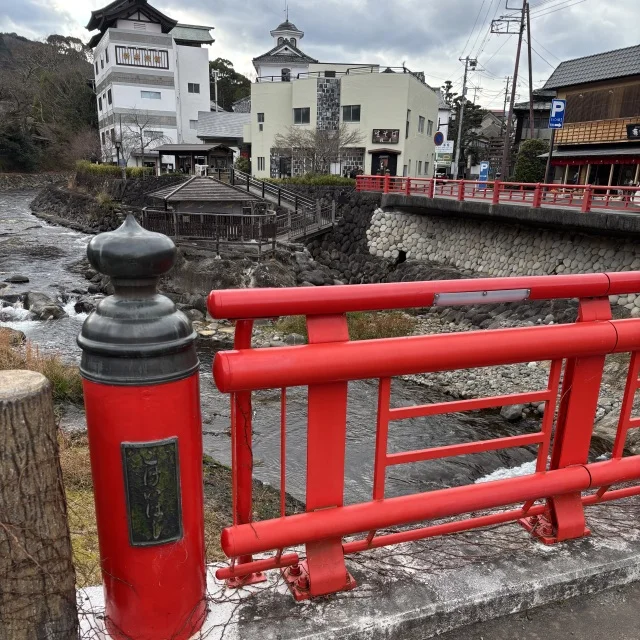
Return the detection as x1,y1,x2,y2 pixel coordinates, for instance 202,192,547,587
78,215,198,386
87,214,176,282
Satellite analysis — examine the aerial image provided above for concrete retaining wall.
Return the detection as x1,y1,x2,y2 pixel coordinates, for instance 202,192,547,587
367,207,640,314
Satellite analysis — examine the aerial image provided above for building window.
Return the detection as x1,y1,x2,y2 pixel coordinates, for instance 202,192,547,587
189,119,198,130
278,37,284,45
257,157,265,171
290,38,296,46
110,128,115,143
424,161,429,176
427,120,433,135
281,68,291,82
105,49,109,64
406,109,411,138
115,46,169,70
144,130,163,138
342,105,361,123
259,124,264,131
100,57,104,70
98,96,103,111
418,116,425,133
101,131,106,145
188,83,200,94
95,61,99,75
418,161,422,174
293,107,310,125
325,70,336,78
257,113,265,123
107,89,112,105
141,90,161,100
403,165,408,177
408,160,412,175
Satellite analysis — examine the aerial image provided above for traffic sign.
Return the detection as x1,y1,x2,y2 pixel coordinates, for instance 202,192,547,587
478,161,490,190
549,99,566,129
434,131,445,146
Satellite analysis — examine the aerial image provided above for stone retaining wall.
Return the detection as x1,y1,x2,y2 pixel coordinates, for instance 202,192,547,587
367,208,640,314
0,172,72,192
74,172,184,207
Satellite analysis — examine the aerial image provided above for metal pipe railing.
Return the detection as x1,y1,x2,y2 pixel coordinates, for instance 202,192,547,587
208,272,640,319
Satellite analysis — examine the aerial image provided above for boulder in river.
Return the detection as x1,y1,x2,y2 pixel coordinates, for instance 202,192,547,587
74,297,97,314
24,292,67,320
500,404,524,421
0,327,26,345
4,274,29,284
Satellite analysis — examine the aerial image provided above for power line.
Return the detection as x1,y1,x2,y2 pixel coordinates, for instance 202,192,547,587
531,35,562,62
531,0,588,18
527,40,556,68
468,0,496,59
461,0,486,57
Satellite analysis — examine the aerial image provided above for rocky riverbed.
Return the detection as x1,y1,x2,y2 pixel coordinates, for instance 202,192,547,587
5,184,638,467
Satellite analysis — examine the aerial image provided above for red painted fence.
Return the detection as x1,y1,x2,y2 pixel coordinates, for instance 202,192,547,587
356,175,640,213
208,273,640,600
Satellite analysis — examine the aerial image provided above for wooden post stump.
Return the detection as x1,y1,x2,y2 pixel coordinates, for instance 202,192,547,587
0,370,78,640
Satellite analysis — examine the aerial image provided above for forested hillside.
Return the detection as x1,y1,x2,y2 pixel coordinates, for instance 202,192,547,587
0,33,99,172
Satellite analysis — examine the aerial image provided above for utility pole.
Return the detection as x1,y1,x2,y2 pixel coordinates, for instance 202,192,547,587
211,69,220,112
492,1,527,178
453,56,477,179
497,76,511,176
526,1,535,139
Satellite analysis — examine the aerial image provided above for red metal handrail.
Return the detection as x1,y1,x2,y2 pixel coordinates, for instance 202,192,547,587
209,276,640,600
356,175,640,213
208,271,640,319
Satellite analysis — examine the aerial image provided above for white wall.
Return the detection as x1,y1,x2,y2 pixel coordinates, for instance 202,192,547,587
255,62,310,81
438,107,451,139
116,20,162,33
250,81,294,177
340,73,436,175
111,84,177,112
175,45,211,143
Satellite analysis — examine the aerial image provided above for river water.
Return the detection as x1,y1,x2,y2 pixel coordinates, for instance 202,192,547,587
1,191,538,503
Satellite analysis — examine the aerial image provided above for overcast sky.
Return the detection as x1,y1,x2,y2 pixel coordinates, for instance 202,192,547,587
1,0,637,109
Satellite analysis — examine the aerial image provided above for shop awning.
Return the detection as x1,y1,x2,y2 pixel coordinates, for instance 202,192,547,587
539,146,639,159
367,148,401,154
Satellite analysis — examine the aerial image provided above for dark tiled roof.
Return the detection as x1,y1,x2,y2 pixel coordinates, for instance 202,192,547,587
543,45,640,89
197,111,250,139
513,89,555,112
274,20,299,31
147,177,261,202
253,39,317,64
86,0,176,33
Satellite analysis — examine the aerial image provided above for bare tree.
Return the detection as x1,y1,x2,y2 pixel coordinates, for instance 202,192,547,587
120,110,171,174
274,124,365,174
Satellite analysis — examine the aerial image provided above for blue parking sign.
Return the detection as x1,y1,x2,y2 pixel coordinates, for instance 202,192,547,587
549,99,566,129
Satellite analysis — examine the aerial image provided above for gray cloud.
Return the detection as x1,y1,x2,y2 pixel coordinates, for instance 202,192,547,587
2,0,638,107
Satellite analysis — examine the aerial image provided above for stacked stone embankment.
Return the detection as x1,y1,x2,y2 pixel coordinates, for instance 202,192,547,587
367,208,640,314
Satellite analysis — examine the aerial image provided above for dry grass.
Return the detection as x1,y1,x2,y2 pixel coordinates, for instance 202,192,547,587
0,331,83,404
275,310,418,342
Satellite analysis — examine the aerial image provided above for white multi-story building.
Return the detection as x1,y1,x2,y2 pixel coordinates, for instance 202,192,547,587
246,18,439,179
87,0,213,169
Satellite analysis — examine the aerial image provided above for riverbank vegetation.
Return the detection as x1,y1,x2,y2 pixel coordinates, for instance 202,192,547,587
0,33,98,172
0,329,83,403
275,310,418,341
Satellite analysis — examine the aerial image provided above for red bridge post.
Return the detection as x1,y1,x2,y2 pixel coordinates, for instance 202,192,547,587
78,216,206,639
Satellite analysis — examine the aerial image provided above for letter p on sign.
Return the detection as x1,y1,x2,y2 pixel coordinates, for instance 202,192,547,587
549,99,566,129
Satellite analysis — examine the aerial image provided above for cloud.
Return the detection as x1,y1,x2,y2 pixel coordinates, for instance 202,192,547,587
2,0,638,108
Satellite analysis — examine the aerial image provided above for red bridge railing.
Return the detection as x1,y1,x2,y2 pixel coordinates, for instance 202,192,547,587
356,175,640,213
208,273,640,599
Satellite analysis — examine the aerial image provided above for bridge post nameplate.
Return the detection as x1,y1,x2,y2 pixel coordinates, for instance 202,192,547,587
122,437,183,547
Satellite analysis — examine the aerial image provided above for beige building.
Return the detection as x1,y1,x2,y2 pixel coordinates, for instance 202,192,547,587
245,19,439,178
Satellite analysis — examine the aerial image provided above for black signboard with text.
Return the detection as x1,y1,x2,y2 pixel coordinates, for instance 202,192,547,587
372,129,400,144
627,124,640,140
